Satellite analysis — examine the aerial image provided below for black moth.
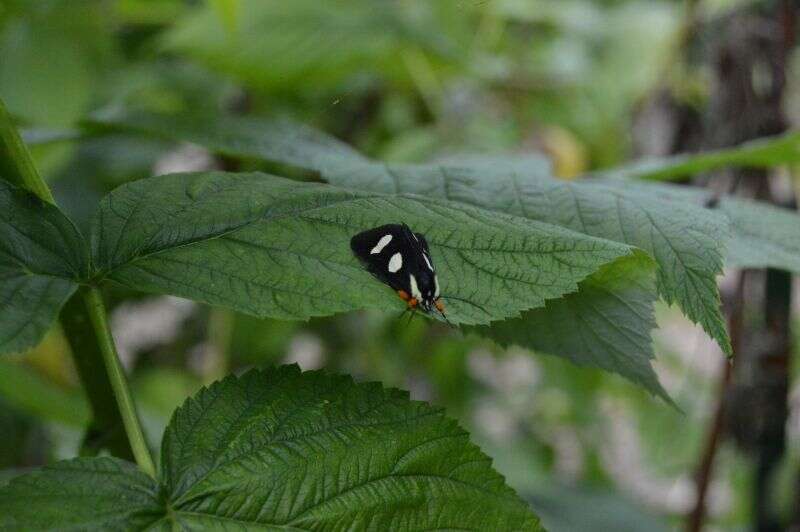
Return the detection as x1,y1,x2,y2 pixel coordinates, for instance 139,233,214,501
351,223,446,318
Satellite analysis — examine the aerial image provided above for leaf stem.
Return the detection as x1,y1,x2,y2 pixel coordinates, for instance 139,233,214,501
0,97,54,202
83,286,156,478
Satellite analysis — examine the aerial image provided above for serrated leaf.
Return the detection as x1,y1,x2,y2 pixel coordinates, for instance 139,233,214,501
596,179,800,273
0,366,542,530
482,252,670,402
0,179,87,354
92,170,635,326
91,111,671,396
0,457,162,531
322,156,731,356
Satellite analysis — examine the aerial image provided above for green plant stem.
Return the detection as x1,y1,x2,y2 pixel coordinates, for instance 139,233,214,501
60,292,134,459
0,94,135,462
82,287,155,478
0,97,54,202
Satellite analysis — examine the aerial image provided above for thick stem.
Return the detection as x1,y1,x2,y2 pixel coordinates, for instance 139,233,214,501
60,291,133,459
82,287,155,478
0,95,135,461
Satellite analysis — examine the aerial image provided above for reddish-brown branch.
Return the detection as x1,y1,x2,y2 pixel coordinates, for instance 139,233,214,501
686,272,745,532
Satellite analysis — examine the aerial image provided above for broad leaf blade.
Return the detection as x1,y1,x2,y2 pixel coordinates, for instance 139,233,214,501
595,178,800,273
483,252,669,401
91,107,368,174
92,171,635,326
721,198,800,270
325,157,732,357
162,365,542,530
91,111,672,395
0,457,162,531
0,179,87,354
0,367,542,530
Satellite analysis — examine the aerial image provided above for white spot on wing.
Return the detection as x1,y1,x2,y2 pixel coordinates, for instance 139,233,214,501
434,275,440,298
422,253,434,271
370,234,393,254
409,273,422,300
388,252,403,273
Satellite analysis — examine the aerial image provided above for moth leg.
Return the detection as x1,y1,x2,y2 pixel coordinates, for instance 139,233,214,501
397,289,410,301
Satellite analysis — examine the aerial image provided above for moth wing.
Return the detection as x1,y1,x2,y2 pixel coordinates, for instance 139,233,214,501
350,224,408,291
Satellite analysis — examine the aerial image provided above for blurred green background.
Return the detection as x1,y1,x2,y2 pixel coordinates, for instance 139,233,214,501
1,0,798,530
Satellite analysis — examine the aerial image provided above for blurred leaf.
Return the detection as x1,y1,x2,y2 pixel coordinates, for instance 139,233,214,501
161,0,448,92
91,170,636,326
0,180,87,354
210,0,240,34
0,397,49,468
0,20,89,127
593,130,800,181
721,198,800,270
91,107,366,172
0,1,116,127
1,366,542,530
0,360,89,427
527,484,669,532
132,368,201,419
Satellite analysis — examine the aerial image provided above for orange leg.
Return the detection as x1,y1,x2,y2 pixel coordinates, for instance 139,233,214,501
397,290,410,301
435,300,445,312
408,298,418,309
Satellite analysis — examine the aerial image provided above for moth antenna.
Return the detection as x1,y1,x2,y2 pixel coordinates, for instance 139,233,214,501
437,308,456,329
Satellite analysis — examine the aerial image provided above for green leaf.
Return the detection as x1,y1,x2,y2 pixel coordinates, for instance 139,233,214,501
0,179,87,354
160,0,450,91
92,170,635,326
0,366,542,530
91,111,672,396
482,252,670,402
0,457,162,531
595,179,800,273
91,107,367,176
592,130,800,181
0,359,90,427
321,155,730,357
720,197,800,270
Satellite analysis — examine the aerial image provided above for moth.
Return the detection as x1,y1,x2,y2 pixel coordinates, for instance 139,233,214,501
351,223,447,320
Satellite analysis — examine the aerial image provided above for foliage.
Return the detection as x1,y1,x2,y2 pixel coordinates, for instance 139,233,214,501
3,1,800,530
0,366,541,530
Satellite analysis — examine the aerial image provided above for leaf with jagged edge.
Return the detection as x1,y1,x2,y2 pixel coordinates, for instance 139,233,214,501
0,179,87,354
0,366,543,530
0,457,162,530
91,109,800,391
322,156,732,358
91,111,673,397
594,178,800,273
92,170,638,327
481,252,671,403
